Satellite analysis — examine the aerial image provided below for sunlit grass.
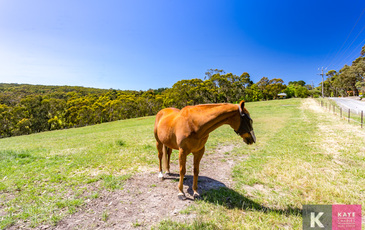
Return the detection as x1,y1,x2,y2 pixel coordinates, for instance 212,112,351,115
0,117,156,228
2,99,365,229
154,98,365,229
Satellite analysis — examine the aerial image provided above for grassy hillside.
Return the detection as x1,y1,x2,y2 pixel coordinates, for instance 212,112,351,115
1,98,365,229
0,115,159,228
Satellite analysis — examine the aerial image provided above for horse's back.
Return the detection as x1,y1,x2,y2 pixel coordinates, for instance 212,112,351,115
155,108,180,126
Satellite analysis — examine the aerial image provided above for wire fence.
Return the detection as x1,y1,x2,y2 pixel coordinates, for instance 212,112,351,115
316,98,364,128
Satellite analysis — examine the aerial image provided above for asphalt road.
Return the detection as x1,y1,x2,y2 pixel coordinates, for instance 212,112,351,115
329,97,365,114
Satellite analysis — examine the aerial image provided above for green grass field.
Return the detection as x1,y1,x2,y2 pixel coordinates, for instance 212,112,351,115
1,98,365,229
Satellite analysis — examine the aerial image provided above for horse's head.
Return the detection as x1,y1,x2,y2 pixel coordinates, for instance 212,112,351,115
234,101,256,145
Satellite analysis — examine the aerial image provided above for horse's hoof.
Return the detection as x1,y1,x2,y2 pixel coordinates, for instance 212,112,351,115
178,193,186,200
158,172,164,181
193,193,201,200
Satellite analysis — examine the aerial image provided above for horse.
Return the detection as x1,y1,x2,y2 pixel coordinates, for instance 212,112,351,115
153,100,255,200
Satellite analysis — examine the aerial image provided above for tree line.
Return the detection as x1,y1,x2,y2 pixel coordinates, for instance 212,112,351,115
323,45,365,97
0,70,315,138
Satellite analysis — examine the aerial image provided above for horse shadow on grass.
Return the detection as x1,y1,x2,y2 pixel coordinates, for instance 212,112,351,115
164,173,302,217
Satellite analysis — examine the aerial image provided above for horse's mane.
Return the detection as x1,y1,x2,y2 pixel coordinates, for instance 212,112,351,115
184,103,233,110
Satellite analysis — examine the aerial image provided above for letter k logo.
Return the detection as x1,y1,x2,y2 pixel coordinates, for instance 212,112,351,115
311,212,324,228
303,205,333,229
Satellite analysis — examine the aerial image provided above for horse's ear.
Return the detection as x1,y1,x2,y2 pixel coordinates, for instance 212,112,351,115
239,100,245,113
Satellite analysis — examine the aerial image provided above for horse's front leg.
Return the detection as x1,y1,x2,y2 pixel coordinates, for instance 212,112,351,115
192,147,204,199
156,142,164,180
178,148,188,200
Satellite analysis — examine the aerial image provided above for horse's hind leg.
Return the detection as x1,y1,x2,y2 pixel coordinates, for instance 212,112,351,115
166,147,172,174
156,141,164,180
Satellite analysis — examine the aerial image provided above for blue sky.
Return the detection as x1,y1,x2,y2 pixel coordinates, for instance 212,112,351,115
0,0,365,90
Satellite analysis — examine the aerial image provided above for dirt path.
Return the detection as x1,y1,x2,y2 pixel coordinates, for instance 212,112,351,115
54,144,246,229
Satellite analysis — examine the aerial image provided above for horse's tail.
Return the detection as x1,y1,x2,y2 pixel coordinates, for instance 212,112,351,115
162,144,169,173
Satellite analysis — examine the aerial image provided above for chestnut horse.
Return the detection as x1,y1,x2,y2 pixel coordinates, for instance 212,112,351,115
154,100,255,200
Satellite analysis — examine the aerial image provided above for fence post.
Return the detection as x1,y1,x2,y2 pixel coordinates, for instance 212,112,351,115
348,109,350,123
361,111,363,128
340,108,342,118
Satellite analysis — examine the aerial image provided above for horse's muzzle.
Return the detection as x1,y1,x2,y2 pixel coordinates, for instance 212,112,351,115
243,130,256,145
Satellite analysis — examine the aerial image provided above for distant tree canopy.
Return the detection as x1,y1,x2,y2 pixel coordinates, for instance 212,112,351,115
323,45,365,97
288,80,306,86
0,72,310,138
